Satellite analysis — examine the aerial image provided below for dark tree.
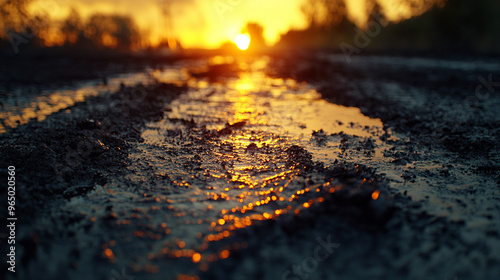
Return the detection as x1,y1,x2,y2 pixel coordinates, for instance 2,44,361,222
61,9,84,45
301,0,348,28
242,22,266,50
0,0,31,37
85,14,140,49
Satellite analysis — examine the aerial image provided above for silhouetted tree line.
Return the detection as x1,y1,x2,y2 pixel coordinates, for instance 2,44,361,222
0,0,48,50
0,1,140,51
0,0,31,37
279,0,500,53
60,9,140,50
242,23,266,50
376,0,500,52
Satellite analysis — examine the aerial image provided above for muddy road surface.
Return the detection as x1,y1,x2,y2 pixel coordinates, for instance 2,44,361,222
1,53,499,280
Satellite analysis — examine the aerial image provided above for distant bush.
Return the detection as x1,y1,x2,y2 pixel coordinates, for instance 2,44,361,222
279,0,500,53
83,14,140,50
0,3,141,52
372,0,500,52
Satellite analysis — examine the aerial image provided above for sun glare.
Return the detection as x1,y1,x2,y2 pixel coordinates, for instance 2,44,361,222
235,34,251,50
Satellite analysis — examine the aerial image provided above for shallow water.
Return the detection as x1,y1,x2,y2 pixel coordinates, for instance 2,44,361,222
2,56,392,258
0,72,156,133
3,54,500,279
110,56,393,265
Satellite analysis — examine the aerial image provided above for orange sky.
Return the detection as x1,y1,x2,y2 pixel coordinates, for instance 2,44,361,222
28,0,438,49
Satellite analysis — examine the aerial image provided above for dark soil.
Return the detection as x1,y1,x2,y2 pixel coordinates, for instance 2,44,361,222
1,51,499,280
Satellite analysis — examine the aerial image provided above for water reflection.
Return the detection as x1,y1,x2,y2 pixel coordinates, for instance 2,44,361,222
132,56,389,270
0,72,157,133
2,55,393,275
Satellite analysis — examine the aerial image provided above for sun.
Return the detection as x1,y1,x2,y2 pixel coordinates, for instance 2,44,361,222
235,34,251,50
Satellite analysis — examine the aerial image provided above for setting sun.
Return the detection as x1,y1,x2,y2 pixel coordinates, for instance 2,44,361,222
235,34,251,50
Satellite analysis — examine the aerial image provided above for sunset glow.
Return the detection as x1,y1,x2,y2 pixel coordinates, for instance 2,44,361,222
25,0,447,49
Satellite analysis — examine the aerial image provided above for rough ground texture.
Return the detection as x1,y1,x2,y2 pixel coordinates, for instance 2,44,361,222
1,52,499,280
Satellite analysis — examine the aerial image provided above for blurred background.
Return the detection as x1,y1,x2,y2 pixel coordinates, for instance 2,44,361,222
1,0,499,54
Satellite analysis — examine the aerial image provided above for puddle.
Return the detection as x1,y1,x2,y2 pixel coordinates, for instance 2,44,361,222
115,56,393,264
0,72,157,133
1,55,400,274
6,54,497,278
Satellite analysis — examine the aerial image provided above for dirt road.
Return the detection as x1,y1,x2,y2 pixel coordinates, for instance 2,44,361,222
1,53,499,280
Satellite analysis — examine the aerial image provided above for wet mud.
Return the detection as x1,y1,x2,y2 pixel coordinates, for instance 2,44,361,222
1,52,499,280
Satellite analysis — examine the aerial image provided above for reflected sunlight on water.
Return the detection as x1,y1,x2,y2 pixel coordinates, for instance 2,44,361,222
0,72,157,133
128,56,391,268
1,55,396,274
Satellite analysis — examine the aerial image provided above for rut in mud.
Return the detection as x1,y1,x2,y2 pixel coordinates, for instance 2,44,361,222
1,53,499,280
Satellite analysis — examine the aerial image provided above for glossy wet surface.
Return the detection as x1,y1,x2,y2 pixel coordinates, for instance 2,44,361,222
58,56,392,276
135,58,387,241
2,53,499,280
0,72,156,133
